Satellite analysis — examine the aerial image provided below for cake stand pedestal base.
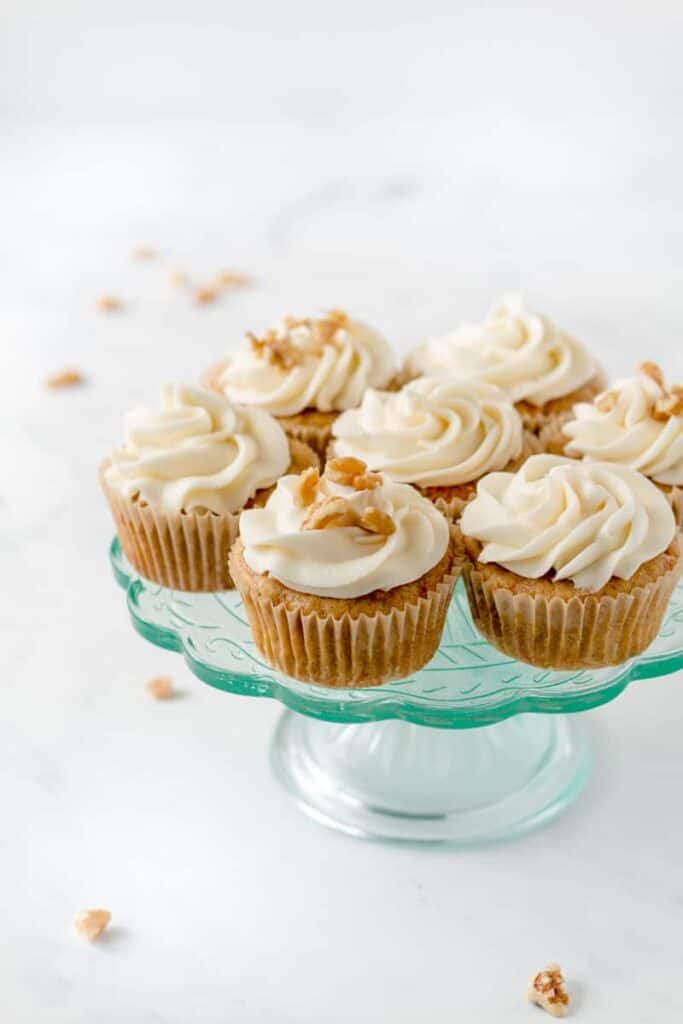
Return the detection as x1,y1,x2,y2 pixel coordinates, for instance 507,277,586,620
270,711,590,845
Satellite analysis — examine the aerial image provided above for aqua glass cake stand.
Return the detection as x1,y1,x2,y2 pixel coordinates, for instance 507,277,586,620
110,538,683,844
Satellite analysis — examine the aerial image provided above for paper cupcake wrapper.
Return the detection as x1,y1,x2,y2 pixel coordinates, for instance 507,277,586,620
670,486,683,530
229,551,461,688
103,475,239,591
463,559,681,669
278,416,336,460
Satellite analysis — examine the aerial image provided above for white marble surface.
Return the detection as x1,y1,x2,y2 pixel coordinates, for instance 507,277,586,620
2,2,683,1021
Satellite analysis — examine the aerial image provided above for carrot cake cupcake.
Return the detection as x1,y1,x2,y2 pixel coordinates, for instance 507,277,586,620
329,377,535,519
460,454,680,669
557,362,683,527
229,458,461,687
403,294,604,435
203,309,396,457
101,383,317,591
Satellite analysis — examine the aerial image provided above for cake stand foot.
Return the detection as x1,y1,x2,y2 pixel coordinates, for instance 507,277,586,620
270,711,590,845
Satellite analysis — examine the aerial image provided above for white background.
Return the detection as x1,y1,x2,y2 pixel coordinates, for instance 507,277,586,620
2,1,683,1020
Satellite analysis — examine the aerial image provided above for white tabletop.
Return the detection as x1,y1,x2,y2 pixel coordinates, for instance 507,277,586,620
2,3,683,1021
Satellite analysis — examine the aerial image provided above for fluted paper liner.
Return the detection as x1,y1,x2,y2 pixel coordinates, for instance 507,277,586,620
463,555,681,669
229,544,462,688
103,475,239,591
515,372,607,436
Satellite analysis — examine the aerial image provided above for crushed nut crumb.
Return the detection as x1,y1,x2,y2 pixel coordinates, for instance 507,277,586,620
528,963,570,1018
360,506,395,535
74,909,111,942
131,245,157,261
301,495,360,530
146,675,174,700
96,295,122,312
314,308,349,345
46,368,84,389
248,330,302,370
169,269,188,288
654,393,683,420
194,286,218,305
215,270,251,289
294,467,320,508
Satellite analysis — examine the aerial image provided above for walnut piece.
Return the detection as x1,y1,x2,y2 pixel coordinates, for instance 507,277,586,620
131,245,157,261
46,368,84,389
96,295,122,312
314,308,349,345
74,909,111,941
248,330,302,370
360,506,395,535
325,457,383,491
169,269,188,288
215,270,251,289
301,495,360,530
293,467,320,508
528,963,569,1018
146,675,174,700
638,361,665,387
654,393,683,420
194,286,218,305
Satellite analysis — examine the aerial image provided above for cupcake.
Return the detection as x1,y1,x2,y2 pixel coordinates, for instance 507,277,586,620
556,362,683,527
203,309,396,457
101,383,317,591
403,294,604,435
229,458,461,687
329,377,537,520
460,454,681,669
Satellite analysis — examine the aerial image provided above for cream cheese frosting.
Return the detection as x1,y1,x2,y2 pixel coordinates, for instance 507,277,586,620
460,454,675,592
105,384,290,515
563,369,683,485
239,469,449,599
215,310,396,416
330,377,523,486
405,294,596,406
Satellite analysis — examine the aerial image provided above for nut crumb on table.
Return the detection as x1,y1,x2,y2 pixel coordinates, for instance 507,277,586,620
96,295,122,312
131,245,158,261
194,286,218,305
46,368,84,389
146,675,174,699
74,909,111,941
528,963,570,1017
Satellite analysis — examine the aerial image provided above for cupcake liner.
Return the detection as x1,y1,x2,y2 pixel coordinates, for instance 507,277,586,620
669,485,683,530
229,543,461,687
104,476,239,591
276,413,337,460
463,554,681,669
515,371,607,436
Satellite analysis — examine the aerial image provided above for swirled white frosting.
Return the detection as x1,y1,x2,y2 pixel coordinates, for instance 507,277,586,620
564,372,683,485
406,294,596,406
460,454,675,592
105,384,290,514
239,474,450,598
330,378,523,486
216,312,396,416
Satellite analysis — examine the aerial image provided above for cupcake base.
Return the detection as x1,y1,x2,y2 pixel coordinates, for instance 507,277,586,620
229,536,461,687
463,540,681,669
516,371,606,436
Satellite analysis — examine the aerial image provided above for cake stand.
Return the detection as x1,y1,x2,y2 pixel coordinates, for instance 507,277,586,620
110,538,683,844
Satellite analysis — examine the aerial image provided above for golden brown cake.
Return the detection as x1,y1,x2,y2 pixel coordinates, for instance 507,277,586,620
460,454,681,668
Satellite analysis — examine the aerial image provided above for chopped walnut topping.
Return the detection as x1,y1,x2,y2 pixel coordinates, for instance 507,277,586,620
96,295,122,312
248,330,302,370
46,367,84,389
294,467,320,507
215,270,251,289
302,495,360,530
360,506,395,535
325,456,368,486
131,245,157,261
325,457,382,491
638,361,665,387
654,393,683,420
314,308,349,345
74,909,111,941
194,286,218,305
595,390,617,413
146,675,174,700
528,963,569,1018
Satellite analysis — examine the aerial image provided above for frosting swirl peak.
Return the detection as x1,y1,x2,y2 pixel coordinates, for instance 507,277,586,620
406,294,596,406
460,454,675,592
215,309,396,416
105,384,290,515
330,377,523,486
563,366,683,485
239,460,449,598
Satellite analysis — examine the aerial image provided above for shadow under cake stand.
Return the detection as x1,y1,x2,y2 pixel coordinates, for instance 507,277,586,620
110,538,683,845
